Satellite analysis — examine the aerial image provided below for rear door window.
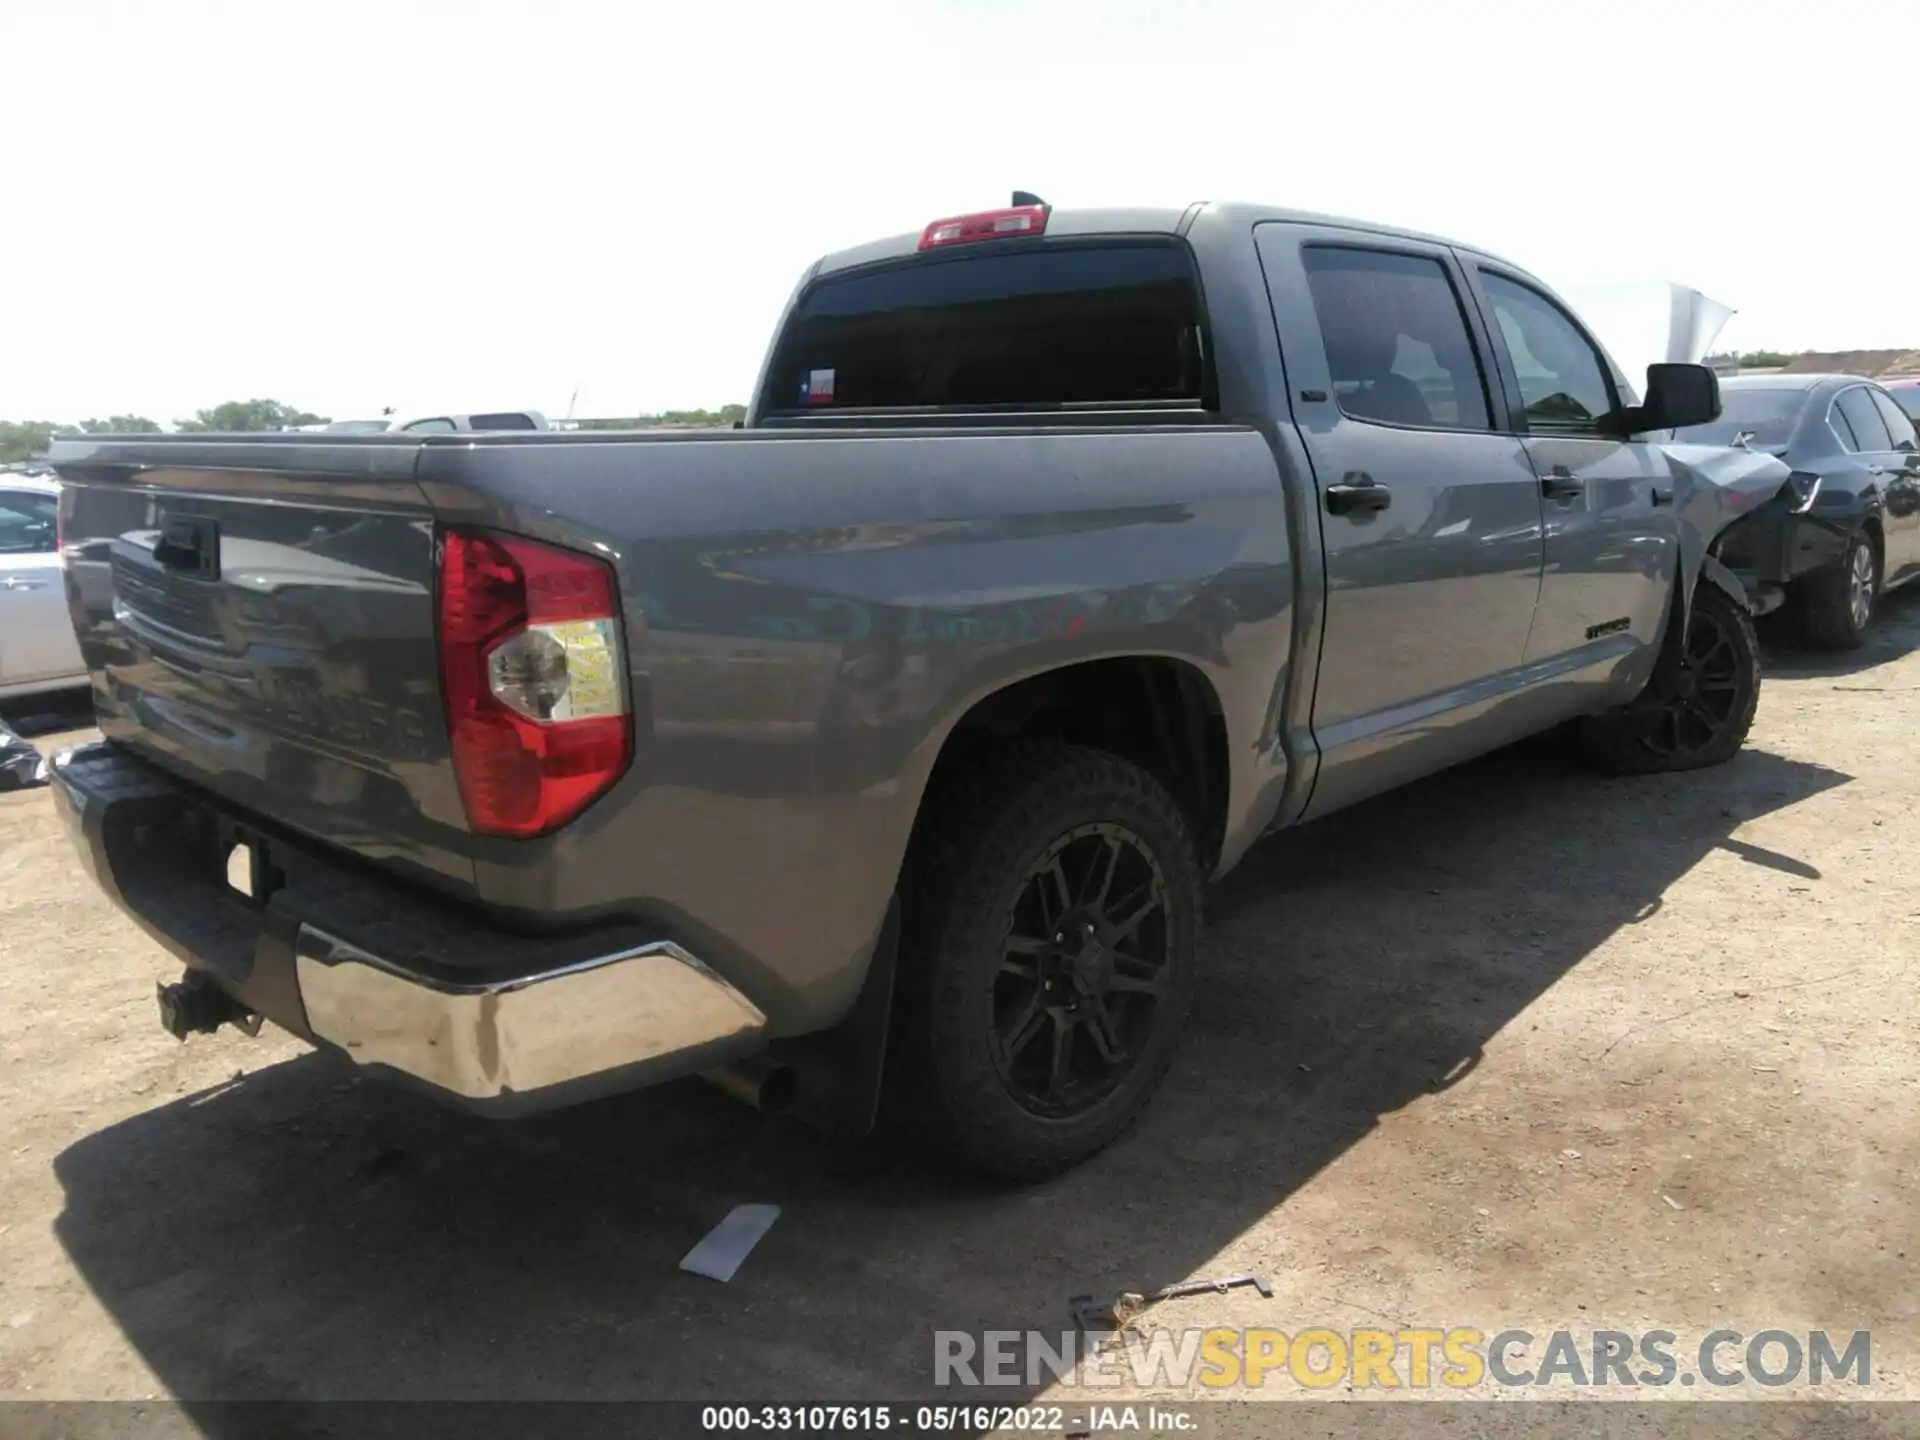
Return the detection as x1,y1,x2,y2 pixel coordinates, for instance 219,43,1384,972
764,243,1208,413
1829,401,1860,451
1835,387,1893,452
1869,389,1917,451
1301,247,1491,431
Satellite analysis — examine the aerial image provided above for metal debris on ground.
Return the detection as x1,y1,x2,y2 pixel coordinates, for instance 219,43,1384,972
1070,1272,1274,1331
0,722,48,792
680,1203,781,1283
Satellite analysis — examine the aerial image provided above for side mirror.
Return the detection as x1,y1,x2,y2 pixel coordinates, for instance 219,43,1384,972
1633,362,1721,432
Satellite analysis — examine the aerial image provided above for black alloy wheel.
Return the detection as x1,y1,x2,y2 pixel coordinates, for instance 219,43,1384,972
990,821,1172,1119
895,742,1201,1179
1575,581,1760,775
1639,598,1747,762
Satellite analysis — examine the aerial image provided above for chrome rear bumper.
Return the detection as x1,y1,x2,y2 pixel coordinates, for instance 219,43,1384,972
50,740,772,1114
295,927,767,1101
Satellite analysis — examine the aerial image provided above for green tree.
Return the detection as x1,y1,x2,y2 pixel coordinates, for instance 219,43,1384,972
175,399,329,433
1737,350,1798,369
78,415,163,434
576,404,747,431
0,420,69,465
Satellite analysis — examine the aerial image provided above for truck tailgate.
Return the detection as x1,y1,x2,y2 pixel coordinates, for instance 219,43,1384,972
52,437,475,891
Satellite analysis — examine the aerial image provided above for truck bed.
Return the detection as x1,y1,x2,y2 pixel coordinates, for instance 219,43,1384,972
50,424,1294,1035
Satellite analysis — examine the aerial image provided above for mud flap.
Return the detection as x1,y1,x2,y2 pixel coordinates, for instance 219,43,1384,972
1616,551,1749,746
773,894,900,1140
1688,552,1753,635
1617,582,1691,742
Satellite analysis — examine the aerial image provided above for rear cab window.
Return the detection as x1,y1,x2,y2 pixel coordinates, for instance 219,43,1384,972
760,242,1211,419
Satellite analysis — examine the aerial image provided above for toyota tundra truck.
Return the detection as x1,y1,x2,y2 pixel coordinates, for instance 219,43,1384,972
46,197,1793,1178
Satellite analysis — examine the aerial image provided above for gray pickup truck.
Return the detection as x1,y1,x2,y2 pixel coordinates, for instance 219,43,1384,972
47,198,1792,1178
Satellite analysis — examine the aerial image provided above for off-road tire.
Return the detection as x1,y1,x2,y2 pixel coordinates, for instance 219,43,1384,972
894,743,1201,1181
1796,528,1877,651
1575,581,1761,775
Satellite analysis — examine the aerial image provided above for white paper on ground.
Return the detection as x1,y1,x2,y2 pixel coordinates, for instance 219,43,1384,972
679,1203,782,1282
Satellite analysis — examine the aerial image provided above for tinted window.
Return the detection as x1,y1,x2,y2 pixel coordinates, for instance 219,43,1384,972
1829,402,1860,451
1835,387,1893,451
1869,389,1917,451
1479,272,1616,431
1672,387,1807,447
0,490,57,556
403,417,458,434
468,412,539,431
1886,385,1920,424
765,244,1206,412
1301,248,1490,430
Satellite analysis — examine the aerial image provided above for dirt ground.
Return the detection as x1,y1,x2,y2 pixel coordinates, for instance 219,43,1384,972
1,595,1917,1426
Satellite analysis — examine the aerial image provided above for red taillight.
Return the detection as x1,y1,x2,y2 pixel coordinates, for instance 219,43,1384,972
438,528,632,839
917,204,1050,251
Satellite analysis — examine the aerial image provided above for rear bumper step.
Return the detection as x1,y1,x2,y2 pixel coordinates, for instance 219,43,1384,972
50,741,768,1114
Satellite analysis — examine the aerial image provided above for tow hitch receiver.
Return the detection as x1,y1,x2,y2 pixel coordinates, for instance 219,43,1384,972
156,971,262,1041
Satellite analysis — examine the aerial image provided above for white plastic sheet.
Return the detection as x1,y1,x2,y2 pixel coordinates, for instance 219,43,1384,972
679,1203,781,1283
1561,281,1737,395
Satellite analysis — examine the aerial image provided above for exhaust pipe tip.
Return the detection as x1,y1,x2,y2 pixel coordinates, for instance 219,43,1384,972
701,1055,798,1114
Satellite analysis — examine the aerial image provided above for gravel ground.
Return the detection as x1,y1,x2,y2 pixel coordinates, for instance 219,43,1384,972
1,595,1916,1427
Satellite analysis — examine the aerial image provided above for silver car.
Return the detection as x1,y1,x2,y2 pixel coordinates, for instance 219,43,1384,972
0,475,86,700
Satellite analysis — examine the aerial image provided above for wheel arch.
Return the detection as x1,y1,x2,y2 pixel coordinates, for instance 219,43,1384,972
1859,513,1885,576
907,655,1232,878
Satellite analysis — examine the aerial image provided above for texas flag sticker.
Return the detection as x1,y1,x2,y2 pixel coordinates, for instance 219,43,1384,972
802,368,836,405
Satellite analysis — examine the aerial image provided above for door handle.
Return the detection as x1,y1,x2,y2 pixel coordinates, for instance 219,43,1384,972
1540,466,1584,502
1325,472,1392,516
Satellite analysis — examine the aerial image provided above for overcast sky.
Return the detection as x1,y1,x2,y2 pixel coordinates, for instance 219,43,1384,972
3,0,1909,424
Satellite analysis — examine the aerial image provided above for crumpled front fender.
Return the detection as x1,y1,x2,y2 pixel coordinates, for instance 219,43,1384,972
1655,440,1794,631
